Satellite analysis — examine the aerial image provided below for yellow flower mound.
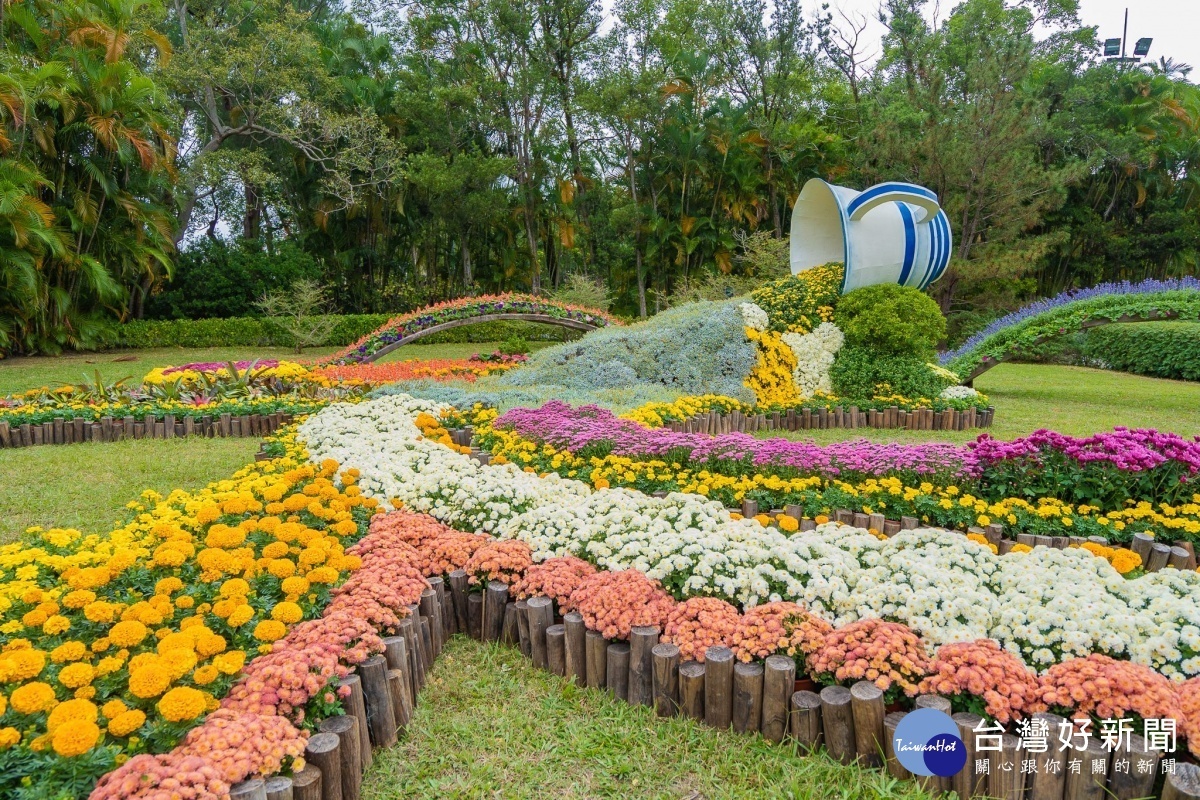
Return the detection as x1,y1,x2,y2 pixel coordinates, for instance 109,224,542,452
128,663,172,699
46,698,98,731
57,662,95,689
253,619,288,642
0,727,20,750
109,620,149,648
743,327,801,407
0,648,46,682
50,720,101,757
621,394,753,428
270,601,304,624
157,686,207,722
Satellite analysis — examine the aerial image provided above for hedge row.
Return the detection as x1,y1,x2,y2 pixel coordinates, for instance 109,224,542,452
110,316,579,350
1081,322,1200,382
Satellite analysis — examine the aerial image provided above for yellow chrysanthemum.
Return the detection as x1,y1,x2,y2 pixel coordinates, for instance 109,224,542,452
52,720,101,757
157,686,207,722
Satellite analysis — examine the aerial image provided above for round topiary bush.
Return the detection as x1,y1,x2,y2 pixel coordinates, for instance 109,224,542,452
834,284,946,359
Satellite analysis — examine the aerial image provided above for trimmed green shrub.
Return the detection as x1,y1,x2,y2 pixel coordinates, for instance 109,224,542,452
830,347,958,402
146,239,321,320
1081,322,1200,381
834,284,946,359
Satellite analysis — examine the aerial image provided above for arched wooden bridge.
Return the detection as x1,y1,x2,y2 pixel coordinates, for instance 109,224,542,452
963,310,1180,384
362,313,604,363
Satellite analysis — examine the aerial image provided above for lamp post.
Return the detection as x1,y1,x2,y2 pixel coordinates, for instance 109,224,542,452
1103,8,1152,69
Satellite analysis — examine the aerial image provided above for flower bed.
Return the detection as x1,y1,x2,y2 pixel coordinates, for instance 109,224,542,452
0,428,380,797
313,357,521,385
297,395,1200,679
325,294,622,365
474,402,1200,544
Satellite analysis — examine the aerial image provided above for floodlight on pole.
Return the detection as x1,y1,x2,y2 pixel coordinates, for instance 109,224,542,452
1103,38,1121,57
1103,9,1154,68
1134,38,1152,57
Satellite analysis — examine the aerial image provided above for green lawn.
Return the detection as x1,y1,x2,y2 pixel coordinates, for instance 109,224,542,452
363,637,929,800
0,342,553,395
0,437,258,543
792,362,1200,445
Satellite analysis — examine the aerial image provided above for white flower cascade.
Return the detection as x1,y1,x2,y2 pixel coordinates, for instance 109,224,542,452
782,322,845,398
299,394,1200,678
739,301,769,331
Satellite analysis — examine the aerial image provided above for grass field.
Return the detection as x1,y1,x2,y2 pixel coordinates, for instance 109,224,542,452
0,341,556,395
363,637,930,800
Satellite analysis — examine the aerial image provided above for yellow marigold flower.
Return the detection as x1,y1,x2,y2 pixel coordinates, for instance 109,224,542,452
213,651,245,675
21,609,48,628
46,698,97,731
109,620,149,648
52,719,100,757
0,727,20,750
50,642,87,664
154,577,184,596
195,634,226,658
96,655,124,676
1011,543,1033,554
193,664,220,685
107,709,146,737
306,566,338,584
262,541,289,559
0,648,46,681
152,545,188,568
269,559,296,579
270,601,304,625
157,686,207,722
226,604,255,627
777,515,800,533
83,601,119,624
57,662,95,689
101,699,128,719
74,686,96,700
253,620,287,642
67,566,110,591
62,590,96,610
175,595,195,609
128,664,172,698
281,576,310,596
219,578,250,598
11,682,57,714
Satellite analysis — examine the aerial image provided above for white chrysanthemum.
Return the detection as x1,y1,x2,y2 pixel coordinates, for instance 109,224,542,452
739,302,770,331
940,385,979,400
781,322,844,398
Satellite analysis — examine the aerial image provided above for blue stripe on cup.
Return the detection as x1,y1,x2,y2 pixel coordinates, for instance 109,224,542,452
897,202,917,287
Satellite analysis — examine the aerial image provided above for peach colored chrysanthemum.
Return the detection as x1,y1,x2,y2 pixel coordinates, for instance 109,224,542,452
511,557,597,610
464,540,533,587
569,570,676,641
730,602,831,669
919,639,1045,724
1038,653,1181,726
809,618,930,698
663,597,741,663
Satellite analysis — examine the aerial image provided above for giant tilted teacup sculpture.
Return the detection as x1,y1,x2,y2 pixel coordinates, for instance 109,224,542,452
790,179,953,293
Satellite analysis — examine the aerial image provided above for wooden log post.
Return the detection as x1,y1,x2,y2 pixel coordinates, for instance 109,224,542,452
1164,764,1200,800
564,611,587,687
679,661,705,721
790,691,823,752
628,626,659,707
760,655,795,743
230,779,268,800
651,643,680,718
1147,542,1172,572
419,589,441,657
337,676,372,773
501,602,519,646
819,686,856,765
448,569,470,632
305,730,343,800
883,712,910,780
1108,733,1161,800
1028,713,1067,800
386,669,411,731
264,776,293,800
585,629,607,689
1063,735,1109,800
850,681,886,768
1168,546,1193,570
399,617,421,700
1130,531,1155,565
951,711,984,799
317,717,361,800
357,656,397,750
483,581,509,642
515,600,531,657
703,646,734,729
732,662,764,734
467,593,484,640
419,618,433,675
987,734,1025,800
429,575,452,639
606,642,631,701
911,695,952,794
292,765,322,800
307,724,350,800
546,624,567,676
527,596,554,669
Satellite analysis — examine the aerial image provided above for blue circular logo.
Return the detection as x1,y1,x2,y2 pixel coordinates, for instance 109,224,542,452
893,709,966,777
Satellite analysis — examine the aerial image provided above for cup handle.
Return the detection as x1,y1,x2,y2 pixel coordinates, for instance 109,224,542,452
846,182,941,225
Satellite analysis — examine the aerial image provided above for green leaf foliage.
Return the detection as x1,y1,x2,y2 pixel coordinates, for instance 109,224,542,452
1081,323,1200,382
834,285,947,359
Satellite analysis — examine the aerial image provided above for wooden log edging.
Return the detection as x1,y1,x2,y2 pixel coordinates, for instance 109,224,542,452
0,412,295,450
664,404,995,435
236,589,1198,800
